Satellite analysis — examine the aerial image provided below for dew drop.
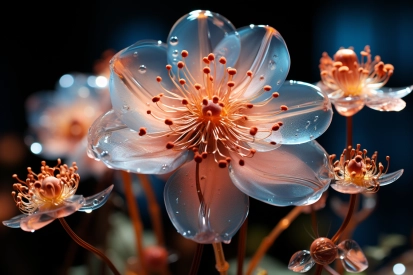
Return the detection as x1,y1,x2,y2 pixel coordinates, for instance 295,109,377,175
123,105,130,111
268,59,276,70
133,51,138,57
170,36,179,46
172,50,179,57
176,198,179,204
310,135,314,139
93,199,99,205
305,121,311,129
139,65,147,74
259,75,265,81
273,54,278,59
100,151,109,157
314,126,317,130
175,211,179,214
162,164,167,170
277,80,281,85
31,230,35,233
314,116,319,122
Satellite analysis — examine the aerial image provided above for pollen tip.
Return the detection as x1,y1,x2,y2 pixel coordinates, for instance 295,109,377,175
280,105,288,111
218,160,227,168
166,142,174,149
194,154,203,163
138,127,147,136
239,159,245,166
219,57,227,64
181,50,188,58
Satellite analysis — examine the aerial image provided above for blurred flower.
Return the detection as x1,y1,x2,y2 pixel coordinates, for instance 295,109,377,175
317,45,412,116
288,237,368,273
88,10,333,243
25,72,111,178
2,159,113,232
328,144,403,194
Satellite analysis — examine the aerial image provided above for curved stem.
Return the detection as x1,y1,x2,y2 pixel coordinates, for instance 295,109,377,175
324,264,340,275
121,170,146,275
331,194,358,243
188,243,204,275
314,264,323,275
237,217,248,275
346,116,353,153
59,218,121,275
246,206,303,275
212,242,229,275
137,173,165,246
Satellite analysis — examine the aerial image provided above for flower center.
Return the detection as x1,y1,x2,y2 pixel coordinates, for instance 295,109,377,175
319,45,394,97
141,50,288,168
11,159,80,214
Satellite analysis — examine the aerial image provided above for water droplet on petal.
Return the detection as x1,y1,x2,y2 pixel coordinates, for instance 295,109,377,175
93,199,99,205
170,36,178,46
139,65,147,74
172,50,179,57
123,105,130,111
305,121,311,129
133,52,138,57
176,198,179,204
268,59,276,70
314,116,319,122
100,151,109,157
277,80,281,85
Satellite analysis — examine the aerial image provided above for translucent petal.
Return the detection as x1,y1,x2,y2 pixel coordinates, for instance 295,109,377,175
337,239,368,272
288,250,315,273
230,25,290,99
330,94,365,117
110,40,177,133
243,81,333,145
166,10,237,83
366,97,406,112
330,182,366,194
378,169,404,186
78,185,114,212
10,195,85,232
87,109,191,174
164,156,249,244
229,140,331,206
367,85,412,99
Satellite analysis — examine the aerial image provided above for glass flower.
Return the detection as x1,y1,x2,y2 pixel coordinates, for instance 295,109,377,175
87,10,334,243
288,237,368,273
317,45,412,116
2,159,113,232
328,144,403,194
25,73,111,178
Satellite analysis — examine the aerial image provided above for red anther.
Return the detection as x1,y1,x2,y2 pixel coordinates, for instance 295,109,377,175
191,147,198,152
212,96,219,103
203,67,211,74
225,157,231,163
165,119,173,126
219,57,227,64
147,110,151,114
280,105,288,111
277,121,283,126
194,153,203,163
156,76,162,82
166,65,172,70
219,102,225,107
259,75,264,80
181,50,188,58
218,160,227,168
194,84,202,90
227,81,235,87
272,124,280,131
263,85,272,91
209,76,214,82
181,99,188,105
203,57,210,64
208,53,215,61
227,68,237,75
138,127,147,136
201,152,208,159
177,61,185,69
272,92,279,98
166,142,174,149
250,148,257,154
246,70,253,77
152,96,161,103
202,99,208,105
239,159,245,166
179,79,186,85
249,126,258,136
246,103,253,109
270,141,277,145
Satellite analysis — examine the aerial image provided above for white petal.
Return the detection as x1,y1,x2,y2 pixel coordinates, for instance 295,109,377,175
378,169,404,186
229,140,331,206
87,109,191,174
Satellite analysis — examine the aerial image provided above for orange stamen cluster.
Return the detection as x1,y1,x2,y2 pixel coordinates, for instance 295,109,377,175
11,159,80,214
329,144,389,192
319,45,394,96
144,50,288,168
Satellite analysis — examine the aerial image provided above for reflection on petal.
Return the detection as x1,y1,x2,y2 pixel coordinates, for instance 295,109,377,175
2,214,27,228
164,156,249,244
288,250,315,273
79,185,114,212
369,85,412,99
378,169,404,186
88,109,191,174
337,239,368,273
330,182,366,194
229,140,331,206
